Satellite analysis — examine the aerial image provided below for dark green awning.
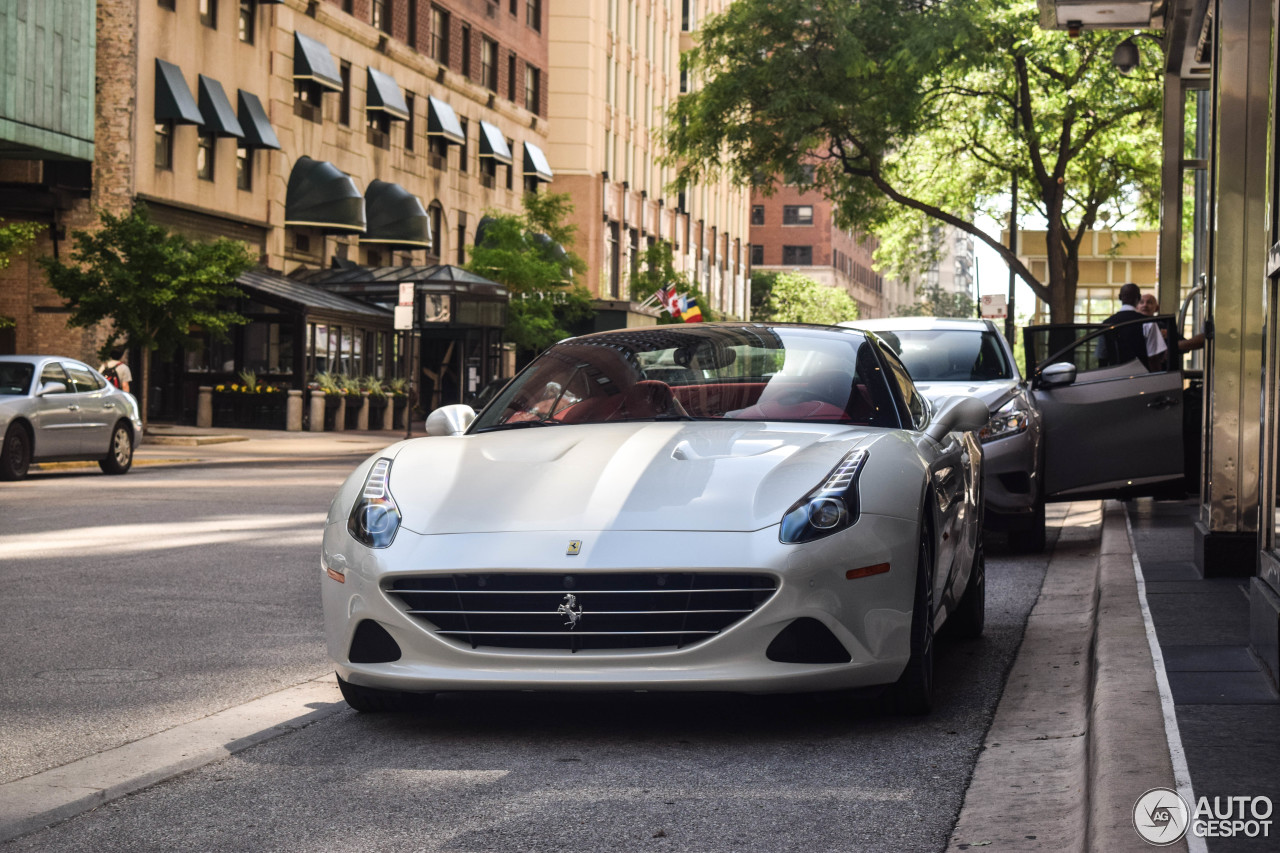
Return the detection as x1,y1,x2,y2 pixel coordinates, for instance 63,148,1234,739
478,121,512,165
155,59,203,125
197,75,244,138
361,180,432,249
523,141,553,183
237,90,280,150
426,96,465,145
285,157,365,233
293,32,343,91
366,68,409,120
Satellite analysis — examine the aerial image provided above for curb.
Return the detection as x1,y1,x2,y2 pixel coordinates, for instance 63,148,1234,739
948,501,1184,852
0,675,346,843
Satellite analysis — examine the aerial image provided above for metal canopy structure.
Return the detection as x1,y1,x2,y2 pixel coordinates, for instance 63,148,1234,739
426,95,465,144
361,180,432,249
284,157,365,233
293,31,343,91
236,90,280,150
366,68,410,120
522,140,554,182
154,59,203,125
197,75,243,138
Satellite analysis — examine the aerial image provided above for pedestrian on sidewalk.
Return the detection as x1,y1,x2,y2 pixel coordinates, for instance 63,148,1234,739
98,347,132,393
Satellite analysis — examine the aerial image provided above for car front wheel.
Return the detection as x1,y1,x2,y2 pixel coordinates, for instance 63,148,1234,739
337,674,434,713
892,536,935,715
0,424,32,481
98,422,133,475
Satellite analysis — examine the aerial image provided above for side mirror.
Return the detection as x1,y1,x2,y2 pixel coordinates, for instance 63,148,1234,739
1038,362,1077,389
37,381,68,396
425,404,476,437
924,396,990,443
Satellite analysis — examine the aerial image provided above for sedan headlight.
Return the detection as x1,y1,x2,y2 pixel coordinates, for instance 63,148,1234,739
779,449,869,544
979,400,1030,443
347,458,401,548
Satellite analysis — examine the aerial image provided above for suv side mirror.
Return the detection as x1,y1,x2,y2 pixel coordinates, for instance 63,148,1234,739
425,404,476,436
1038,362,1077,389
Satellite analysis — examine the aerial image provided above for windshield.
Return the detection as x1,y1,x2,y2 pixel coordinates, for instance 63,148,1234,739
472,326,904,431
871,329,1013,382
0,362,34,396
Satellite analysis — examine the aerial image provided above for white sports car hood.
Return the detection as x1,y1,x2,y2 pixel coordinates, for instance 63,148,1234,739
385,422,877,534
913,378,1019,411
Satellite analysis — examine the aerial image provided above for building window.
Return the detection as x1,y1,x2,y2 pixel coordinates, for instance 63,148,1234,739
372,0,390,33
431,6,450,66
294,81,324,122
428,202,443,260
236,146,252,190
507,53,517,102
368,113,392,149
199,0,217,28
429,137,449,170
481,38,498,92
458,117,469,173
158,0,175,10
509,0,517,14
197,133,216,181
782,205,813,225
338,61,351,126
782,245,812,266
155,122,173,170
407,0,419,49
526,0,541,32
460,25,472,78
750,244,763,266
404,92,416,152
480,158,497,189
456,212,467,266
524,63,540,114
751,205,764,225
506,138,514,190
238,0,254,43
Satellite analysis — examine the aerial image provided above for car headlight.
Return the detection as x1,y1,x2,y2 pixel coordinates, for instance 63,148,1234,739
979,400,1030,443
347,457,401,548
779,449,869,544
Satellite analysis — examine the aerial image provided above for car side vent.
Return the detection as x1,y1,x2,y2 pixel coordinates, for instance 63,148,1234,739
348,619,402,663
766,617,852,664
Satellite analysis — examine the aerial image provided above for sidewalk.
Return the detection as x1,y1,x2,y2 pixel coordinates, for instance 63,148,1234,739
134,423,414,466
951,499,1279,852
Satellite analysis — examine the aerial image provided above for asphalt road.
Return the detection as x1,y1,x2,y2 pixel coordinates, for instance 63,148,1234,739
0,457,1050,852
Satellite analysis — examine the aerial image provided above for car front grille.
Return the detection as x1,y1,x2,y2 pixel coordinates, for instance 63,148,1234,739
384,572,778,652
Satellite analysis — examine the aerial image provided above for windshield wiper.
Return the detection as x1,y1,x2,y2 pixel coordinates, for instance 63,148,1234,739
473,419,563,433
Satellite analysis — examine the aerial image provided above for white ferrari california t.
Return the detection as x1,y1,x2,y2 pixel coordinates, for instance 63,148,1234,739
322,323,990,714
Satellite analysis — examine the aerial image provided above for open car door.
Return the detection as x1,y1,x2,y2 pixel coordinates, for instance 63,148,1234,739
1023,317,1185,501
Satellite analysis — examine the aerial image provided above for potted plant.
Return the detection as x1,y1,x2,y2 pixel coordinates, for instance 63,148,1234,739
363,376,389,429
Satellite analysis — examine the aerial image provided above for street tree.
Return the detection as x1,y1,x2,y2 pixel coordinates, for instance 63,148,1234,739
665,0,1163,322
39,202,255,427
757,271,860,325
467,192,592,362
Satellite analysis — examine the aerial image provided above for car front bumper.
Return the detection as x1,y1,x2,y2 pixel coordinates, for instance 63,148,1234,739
322,518,921,696
979,426,1039,527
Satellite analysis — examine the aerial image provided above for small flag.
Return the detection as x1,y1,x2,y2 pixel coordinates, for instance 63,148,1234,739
660,286,682,318
680,295,703,323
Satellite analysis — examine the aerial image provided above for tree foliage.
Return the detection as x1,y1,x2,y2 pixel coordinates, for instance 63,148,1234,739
666,0,1163,322
755,272,859,325
0,220,40,329
39,202,255,424
467,192,593,361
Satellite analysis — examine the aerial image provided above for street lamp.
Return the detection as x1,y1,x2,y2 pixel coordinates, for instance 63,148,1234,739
1112,33,1162,75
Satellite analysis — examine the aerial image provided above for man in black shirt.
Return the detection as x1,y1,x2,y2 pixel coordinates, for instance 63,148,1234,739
1098,283,1159,369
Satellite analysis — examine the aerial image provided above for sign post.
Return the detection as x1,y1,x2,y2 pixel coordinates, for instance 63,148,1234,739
396,283,415,439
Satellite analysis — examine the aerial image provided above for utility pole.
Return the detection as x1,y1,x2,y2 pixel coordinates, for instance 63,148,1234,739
1005,174,1018,349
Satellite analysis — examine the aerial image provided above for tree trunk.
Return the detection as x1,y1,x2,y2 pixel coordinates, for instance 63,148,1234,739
139,349,150,434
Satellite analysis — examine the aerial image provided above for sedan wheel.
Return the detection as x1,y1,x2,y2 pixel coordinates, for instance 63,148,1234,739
337,674,434,713
892,537,935,715
0,425,31,481
98,422,133,475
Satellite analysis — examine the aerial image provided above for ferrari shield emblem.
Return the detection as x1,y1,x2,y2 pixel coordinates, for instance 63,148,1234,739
566,540,582,555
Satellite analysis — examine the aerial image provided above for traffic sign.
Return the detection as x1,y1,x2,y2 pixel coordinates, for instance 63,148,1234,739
980,294,1008,319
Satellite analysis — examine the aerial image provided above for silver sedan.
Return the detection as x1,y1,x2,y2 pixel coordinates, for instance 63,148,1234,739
0,355,143,480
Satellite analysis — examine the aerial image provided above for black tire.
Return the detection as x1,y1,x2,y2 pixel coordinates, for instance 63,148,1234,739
1008,497,1046,553
892,537,935,715
98,421,134,475
0,424,32,481
337,674,434,713
949,542,985,640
